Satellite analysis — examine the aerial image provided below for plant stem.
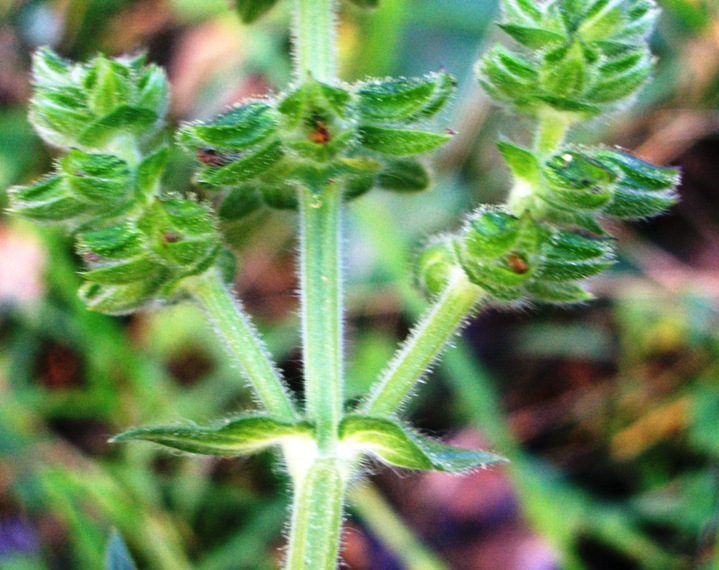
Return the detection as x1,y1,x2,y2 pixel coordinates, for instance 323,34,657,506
298,183,344,448
293,0,336,82
534,107,573,157
349,485,451,570
361,270,484,416
284,459,348,570
188,269,297,422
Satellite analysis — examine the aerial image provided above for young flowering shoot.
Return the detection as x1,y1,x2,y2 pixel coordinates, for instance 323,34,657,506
445,208,615,304
234,0,378,24
479,0,658,119
111,415,314,456
29,48,168,152
339,415,506,472
178,74,454,219
415,235,459,296
76,198,231,315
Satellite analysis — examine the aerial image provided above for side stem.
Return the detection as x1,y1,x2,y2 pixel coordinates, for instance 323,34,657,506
361,270,484,416
188,269,298,422
299,183,344,448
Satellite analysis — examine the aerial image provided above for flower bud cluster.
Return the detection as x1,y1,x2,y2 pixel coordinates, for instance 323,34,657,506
9,49,230,314
478,0,658,117
178,74,454,220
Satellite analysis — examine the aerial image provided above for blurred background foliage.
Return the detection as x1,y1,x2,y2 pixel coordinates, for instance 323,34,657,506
0,0,718,569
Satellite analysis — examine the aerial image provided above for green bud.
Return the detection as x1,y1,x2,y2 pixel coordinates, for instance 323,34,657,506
462,209,522,259
60,150,131,204
543,150,616,210
415,236,458,296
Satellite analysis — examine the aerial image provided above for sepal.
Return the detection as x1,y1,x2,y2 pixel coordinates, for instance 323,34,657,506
235,0,281,23
111,415,314,456
339,415,506,472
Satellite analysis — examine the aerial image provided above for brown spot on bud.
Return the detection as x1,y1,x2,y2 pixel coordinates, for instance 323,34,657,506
507,252,529,274
309,121,331,144
196,148,229,167
83,251,101,263
163,233,181,244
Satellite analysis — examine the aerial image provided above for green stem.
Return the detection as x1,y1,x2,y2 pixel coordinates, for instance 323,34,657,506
188,269,297,422
284,459,348,570
293,0,337,82
362,270,484,416
349,485,451,570
299,183,344,447
534,107,573,157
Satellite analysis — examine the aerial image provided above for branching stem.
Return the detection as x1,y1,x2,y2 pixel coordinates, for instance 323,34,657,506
188,269,298,422
362,270,484,416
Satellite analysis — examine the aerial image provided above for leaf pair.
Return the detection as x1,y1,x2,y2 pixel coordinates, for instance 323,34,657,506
113,414,505,474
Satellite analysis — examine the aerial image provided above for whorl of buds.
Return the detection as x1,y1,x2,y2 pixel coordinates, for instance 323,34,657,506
178,73,454,220
416,208,616,304
478,0,658,117
9,49,232,315
500,142,679,233
29,48,168,152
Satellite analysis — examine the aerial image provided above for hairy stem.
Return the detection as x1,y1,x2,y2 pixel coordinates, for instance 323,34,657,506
534,107,573,157
299,183,344,447
188,269,298,422
284,459,348,570
361,270,484,416
293,0,336,82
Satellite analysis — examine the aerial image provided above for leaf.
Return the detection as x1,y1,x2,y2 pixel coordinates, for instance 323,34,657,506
377,158,431,192
218,185,264,220
463,209,521,259
60,150,131,204
105,531,138,570
526,280,593,303
235,0,280,23
178,103,277,151
603,189,677,219
83,258,165,285
498,24,566,49
86,56,133,116
496,141,541,182
358,73,454,123
358,126,451,156
79,105,158,146
198,141,284,188
340,415,506,472
32,47,73,87
137,146,170,196
111,415,314,456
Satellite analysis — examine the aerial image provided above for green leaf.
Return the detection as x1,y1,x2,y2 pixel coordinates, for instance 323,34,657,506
546,230,615,261
8,177,86,222
340,415,506,472
497,141,541,182
111,415,314,456
218,185,264,220
79,105,159,146
105,531,138,570
83,257,164,285
32,47,73,87
137,146,170,196
235,0,280,23
498,24,566,49
537,257,614,282
604,189,677,219
594,150,680,191
358,73,455,123
377,158,431,192
179,103,277,151
60,150,131,204
77,224,145,260
198,141,284,187
79,279,163,315
525,280,593,303
463,209,521,259
136,65,170,117
358,126,451,156
503,0,543,25
86,56,133,116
